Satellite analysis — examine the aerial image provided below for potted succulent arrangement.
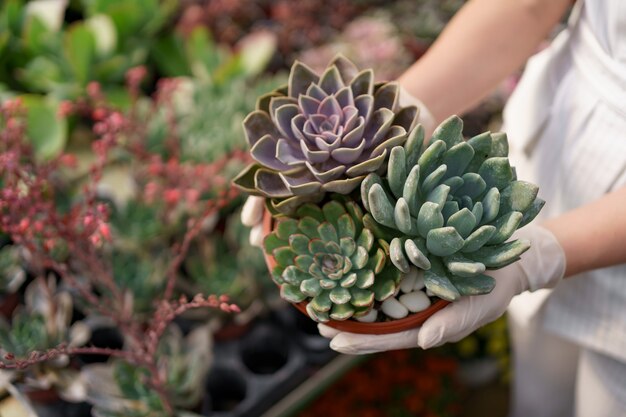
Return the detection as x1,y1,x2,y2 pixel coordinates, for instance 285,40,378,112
234,55,544,333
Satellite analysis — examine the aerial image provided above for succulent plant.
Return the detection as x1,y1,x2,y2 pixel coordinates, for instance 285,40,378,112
234,55,420,215
361,116,544,301
0,245,26,296
264,200,402,322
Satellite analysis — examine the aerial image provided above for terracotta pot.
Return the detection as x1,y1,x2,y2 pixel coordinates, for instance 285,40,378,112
262,210,449,335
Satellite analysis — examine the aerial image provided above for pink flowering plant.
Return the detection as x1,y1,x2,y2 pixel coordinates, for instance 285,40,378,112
0,70,249,415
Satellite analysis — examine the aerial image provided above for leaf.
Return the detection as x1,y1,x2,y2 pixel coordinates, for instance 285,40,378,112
64,23,96,86
152,34,191,77
21,95,67,160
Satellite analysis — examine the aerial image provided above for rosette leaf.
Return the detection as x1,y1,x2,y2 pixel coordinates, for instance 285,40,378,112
234,55,420,215
361,116,544,301
264,200,402,322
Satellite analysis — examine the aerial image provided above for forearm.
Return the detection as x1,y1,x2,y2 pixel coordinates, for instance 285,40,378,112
543,186,626,277
398,0,571,123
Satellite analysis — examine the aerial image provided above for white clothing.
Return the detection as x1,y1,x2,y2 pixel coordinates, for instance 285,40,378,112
508,309,626,417
504,0,626,362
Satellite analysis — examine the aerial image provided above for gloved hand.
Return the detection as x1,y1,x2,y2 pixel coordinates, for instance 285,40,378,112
239,86,435,247
319,224,566,354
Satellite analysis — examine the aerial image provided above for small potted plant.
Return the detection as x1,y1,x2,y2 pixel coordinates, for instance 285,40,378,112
234,55,544,333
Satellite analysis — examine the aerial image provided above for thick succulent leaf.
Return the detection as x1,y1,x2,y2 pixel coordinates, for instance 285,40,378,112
308,239,327,254
281,284,306,303
296,204,325,222
472,201,484,225
431,115,463,148
350,246,369,269
350,288,375,307
271,265,285,284
277,219,299,240
330,303,355,320
322,201,346,228
255,169,292,198
373,83,399,111
417,202,444,238
319,65,345,94
295,254,315,271
442,201,460,223
344,200,365,236
371,267,401,301
340,272,357,288
393,106,419,132
274,247,296,267
444,253,486,277
322,176,364,194
467,239,531,268
243,111,279,147
466,131,492,172
356,228,375,252
390,238,410,273
337,214,356,240
426,227,465,257
478,157,513,190
405,124,425,168
289,234,310,254
488,211,523,244
350,69,374,97
403,165,422,216
298,217,321,239
288,61,319,97
280,171,323,196
361,173,384,213
457,173,487,198
519,198,546,228
329,287,351,304
368,183,397,228
306,303,330,322
270,193,324,216
418,140,446,177
443,176,464,193
446,208,476,238
232,163,264,195
489,132,509,157
481,187,501,224
394,197,416,235
388,146,407,198
500,181,539,213
310,291,332,312
461,225,497,253
319,278,337,289
300,278,323,297
363,214,398,241
443,142,474,178
424,260,460,301
257,91,284,113
421,164,448,196
367,108,395,148
405,238,431,269
426,183,451,208
264,233,287,254
356,270,375,289
448,274,496,296
282,265,308,285
345,148,387,177
330,54,359,84
317,222,339,244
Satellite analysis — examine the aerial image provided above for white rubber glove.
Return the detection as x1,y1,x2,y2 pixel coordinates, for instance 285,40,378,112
398,86,436,137
241,195,265,247
319,224,566,354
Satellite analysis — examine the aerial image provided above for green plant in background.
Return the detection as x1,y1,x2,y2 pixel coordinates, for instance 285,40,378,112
0,245,26,299
361,115,544,300
264,200,401,322
82,325,212,417
0,277,90,401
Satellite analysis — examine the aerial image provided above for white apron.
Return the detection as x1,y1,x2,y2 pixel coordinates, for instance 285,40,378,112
504,0,626,363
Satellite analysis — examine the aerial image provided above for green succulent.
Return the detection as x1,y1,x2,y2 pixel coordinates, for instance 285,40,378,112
264,200,402,322
0,245,26,296
361,116,544,301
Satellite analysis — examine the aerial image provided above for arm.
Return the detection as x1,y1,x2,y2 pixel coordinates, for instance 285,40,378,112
399,0,572,123
545,186,626,277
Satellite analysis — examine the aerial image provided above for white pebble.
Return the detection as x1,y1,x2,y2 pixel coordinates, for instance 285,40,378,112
381,297,409,319
413,269,425,291
399,291,431,313
399,267,419,293
355,309,378,323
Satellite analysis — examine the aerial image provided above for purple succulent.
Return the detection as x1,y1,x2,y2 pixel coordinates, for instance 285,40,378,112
234,55,420,214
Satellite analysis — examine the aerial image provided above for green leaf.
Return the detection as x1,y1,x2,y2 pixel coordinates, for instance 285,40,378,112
431,115,463,147
152,34,191,77
21,95,67,160
478,157,513,191
488,211,523,245
448,274,495,296
426,226,465,257
388,146,407,198
64,23,96,86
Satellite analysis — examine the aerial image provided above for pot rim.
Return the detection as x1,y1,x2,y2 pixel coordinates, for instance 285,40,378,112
262,210,449,335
